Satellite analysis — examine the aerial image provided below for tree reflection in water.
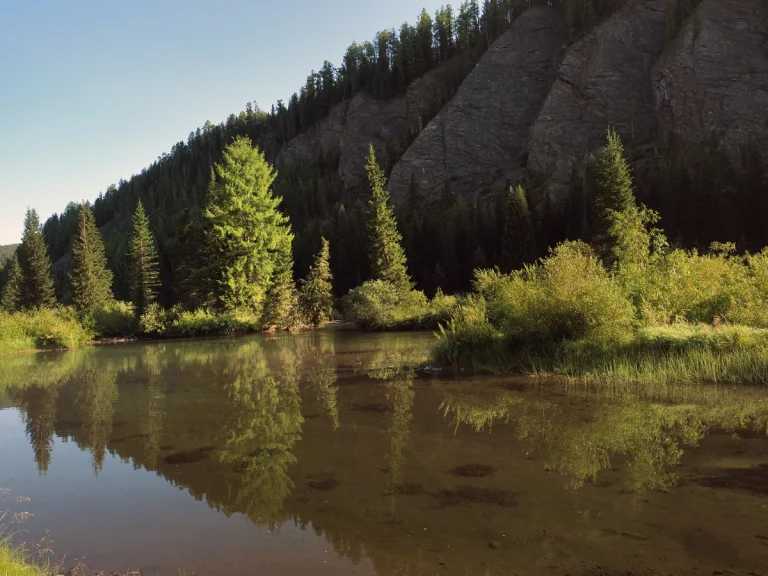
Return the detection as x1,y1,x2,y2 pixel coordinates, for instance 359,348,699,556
440,382,768,491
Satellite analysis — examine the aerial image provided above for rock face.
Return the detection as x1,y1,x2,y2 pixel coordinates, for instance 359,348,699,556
277,60,460,194
526,0,669,210
277,101,350,173
653,0,768,159
387,7,565,205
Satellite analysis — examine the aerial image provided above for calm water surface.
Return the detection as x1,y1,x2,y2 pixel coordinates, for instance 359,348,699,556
1,330,767,575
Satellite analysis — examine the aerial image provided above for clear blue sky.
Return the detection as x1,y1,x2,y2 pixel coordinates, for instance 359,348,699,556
0,0,446,245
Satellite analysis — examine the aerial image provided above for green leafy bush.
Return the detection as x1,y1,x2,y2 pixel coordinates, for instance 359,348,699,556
164,309,261,337
433,296,504,371
88,301,137,337
138,302,171,335
477,242,635,345
342,280,429,330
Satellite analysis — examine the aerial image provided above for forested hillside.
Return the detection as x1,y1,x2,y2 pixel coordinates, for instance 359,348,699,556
30,0,768,307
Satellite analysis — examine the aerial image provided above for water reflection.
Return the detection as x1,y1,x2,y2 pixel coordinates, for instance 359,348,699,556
2,332,768,575
441,382,768,491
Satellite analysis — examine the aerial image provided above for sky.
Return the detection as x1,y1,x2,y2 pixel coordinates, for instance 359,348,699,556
0,0,447,245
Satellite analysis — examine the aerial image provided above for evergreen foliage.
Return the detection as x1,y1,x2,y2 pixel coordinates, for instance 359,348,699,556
205,136,292,315
263,234,300,330
128,200,161,316
300,237,334,327
592,129,637,265
501,185,535,272
68,204,113,312
15,209,56,310
365,146,412,289
1,255,22,311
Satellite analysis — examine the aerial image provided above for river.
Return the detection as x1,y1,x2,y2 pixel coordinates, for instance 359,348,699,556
0,329,767,575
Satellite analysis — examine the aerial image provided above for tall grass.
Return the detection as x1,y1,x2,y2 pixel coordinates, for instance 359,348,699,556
538,325,768,386
433,242,768,386
0,523,60,576
0,308,92,355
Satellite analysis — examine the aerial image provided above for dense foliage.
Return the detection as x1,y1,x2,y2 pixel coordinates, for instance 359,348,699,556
299,238,334,327
68,204,113,312
128,201,161,317
2,210,56,311
435,131,768,380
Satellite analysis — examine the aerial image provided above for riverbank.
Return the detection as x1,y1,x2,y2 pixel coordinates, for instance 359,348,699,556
436,322,768,385
0,305,275,356
432,241,768,385
0,538,54,576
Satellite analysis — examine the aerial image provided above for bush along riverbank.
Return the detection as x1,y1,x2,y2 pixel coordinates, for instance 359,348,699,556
434,131,768,384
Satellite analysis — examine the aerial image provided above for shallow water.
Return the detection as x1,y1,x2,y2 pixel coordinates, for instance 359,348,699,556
1,329,767,575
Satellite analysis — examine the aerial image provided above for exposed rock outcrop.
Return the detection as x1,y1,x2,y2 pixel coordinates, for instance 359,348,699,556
386,7,565,205
277,59,461,194
277,100,350,172
653,0,768,159
526,0,669,210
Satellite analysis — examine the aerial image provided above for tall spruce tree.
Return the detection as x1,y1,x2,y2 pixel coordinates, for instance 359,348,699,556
16,209,56,310
68,204,113,312
204,136,292,314
300,237,334,327
593,129,636,264
1,254,22,311
501,185,535,272
128,200,161,316
263,234,299,330
365,146,412,289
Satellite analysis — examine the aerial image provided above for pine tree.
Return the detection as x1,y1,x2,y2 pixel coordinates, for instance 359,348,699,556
128,200,161,316
365,145,412,290
16,209,56,310
205,136,292,314
593,129,636,264
263,234,299,330
501,185,535,272
1,254,22,311
68,204,113,312
300,237,334,327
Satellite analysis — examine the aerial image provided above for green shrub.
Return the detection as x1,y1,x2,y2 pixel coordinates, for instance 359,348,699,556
433,296,504,371
87,301,137,337
0,307,92,354
342,280,430,330
138,302,170,336
477,242,635,345
637,246,746,325
164,309,261,337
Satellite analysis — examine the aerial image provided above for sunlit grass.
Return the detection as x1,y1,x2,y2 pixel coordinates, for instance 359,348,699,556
0,309,93,355
435,322,768,385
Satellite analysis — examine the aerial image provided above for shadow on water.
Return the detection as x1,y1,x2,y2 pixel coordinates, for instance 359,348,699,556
1,329,768,575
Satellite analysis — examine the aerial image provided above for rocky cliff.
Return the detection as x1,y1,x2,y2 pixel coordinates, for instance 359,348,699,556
280,0,767,213
653,0,768,159
525,0,669,210
277,57,462,194
386,7,565,204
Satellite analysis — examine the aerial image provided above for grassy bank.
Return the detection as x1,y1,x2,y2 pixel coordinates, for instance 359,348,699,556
438,324,768,385
434,242,768,385
0,308,92,355
0,303,266,355
0,538,55,576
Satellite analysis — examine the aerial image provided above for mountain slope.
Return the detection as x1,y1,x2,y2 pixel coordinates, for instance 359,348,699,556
386,7,566,205
525,0,669,210
652,0,768,159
